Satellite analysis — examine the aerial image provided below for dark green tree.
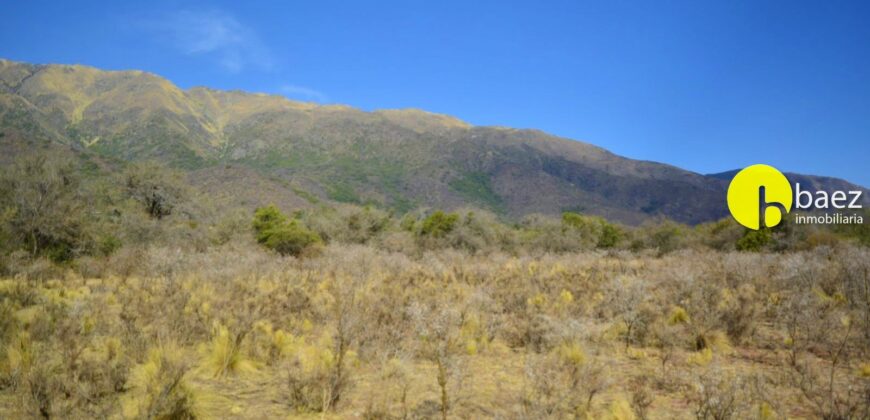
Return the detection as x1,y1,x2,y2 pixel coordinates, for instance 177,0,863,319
252,205,321,257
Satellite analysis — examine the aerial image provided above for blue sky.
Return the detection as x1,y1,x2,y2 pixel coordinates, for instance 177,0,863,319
2,1,869,186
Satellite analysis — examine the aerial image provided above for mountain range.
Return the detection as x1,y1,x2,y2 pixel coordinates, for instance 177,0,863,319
1,58,866,225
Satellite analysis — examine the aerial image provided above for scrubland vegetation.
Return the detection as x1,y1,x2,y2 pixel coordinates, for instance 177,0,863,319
1,153,869,419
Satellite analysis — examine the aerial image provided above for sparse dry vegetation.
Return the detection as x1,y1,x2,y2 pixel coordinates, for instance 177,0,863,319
1,153,869,419
1,241,868,418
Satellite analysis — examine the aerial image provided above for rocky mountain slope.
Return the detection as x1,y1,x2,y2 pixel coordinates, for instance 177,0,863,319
1,59,866,224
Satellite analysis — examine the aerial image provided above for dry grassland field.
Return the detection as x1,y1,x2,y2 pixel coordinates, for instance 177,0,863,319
1,233,869,419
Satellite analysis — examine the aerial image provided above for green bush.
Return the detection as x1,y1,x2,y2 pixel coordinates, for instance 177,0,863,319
597,222,621,249
648,222,683,254
561,212,621,249
252,205,287,238
560,212,588,230
420,211,459,238
262,222,322,257
252,205,321,257
736,229,771,252
98,234,122,256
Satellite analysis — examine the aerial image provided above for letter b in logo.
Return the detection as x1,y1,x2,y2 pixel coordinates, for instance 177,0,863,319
727,164,793,230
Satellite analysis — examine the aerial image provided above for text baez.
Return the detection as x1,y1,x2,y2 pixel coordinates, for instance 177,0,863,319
794,183,863,209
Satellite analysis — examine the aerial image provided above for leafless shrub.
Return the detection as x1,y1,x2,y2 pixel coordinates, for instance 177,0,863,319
362,355,413,419
604,275,653,349
786,317,870,420
690,368,745,420
21,356,59,419
521,341,609,417
630,376,654,420
409,296,468,420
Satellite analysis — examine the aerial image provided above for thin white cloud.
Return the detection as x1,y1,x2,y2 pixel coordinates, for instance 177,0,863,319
143,9,273,73
280,84,329,103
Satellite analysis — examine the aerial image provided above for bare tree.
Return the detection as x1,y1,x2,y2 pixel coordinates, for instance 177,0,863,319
0,152,89,260
123,161,187,220
409,300,467,420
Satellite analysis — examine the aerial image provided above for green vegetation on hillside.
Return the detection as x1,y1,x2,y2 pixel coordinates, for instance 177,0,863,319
326,183,362,204
0,150,865,270
448,171,505,213
6,59,865,225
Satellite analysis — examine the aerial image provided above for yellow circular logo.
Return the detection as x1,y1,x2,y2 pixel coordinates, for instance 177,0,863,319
727,164,793,230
